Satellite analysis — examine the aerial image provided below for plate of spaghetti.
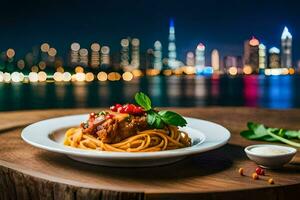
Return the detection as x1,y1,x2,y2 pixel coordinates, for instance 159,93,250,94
22,92,230,167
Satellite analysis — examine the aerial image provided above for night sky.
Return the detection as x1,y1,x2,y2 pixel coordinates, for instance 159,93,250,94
1,0,300,63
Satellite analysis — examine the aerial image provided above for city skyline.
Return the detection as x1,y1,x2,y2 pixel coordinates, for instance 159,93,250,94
1,0,300,62
0,23,297,72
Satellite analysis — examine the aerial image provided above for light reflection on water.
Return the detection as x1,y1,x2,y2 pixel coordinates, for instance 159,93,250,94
0,75,298,111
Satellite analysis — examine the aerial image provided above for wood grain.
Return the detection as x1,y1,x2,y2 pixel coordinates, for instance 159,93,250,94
0,107,300,200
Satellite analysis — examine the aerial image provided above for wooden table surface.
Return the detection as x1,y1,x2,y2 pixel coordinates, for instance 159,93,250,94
0,107,300,200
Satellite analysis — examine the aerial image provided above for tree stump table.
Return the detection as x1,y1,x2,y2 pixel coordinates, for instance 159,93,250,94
0,108,300,200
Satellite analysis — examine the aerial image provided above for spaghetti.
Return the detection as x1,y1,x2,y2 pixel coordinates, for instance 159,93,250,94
64,125,191,152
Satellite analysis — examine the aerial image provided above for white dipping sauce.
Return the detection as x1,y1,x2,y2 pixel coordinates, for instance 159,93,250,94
250,146,290,156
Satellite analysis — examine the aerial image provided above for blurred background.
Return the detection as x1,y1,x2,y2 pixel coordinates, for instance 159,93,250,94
0,0,300,111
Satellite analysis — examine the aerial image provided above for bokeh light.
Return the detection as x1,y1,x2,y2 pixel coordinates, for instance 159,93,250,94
85,72,94,82
97,72,108,81
289,68,295,75
6,48,15,58
107,72,121,81
53,72,63,81
3,73,11,83
31,65,39,72
79,48,88,56
228,67,238,76
62,72,72,82
132,69,143,77
38,71,47,82
122,72,133,81
243,65,253,75
75,72,86,82
71,42,80,51
75,66,84,73
28,72,38,82
38,61,46,70
56,66,64,73
11,72,21,82
163,69,173,76
40,43,50,52
146,69,161,76
91,43,100,51
48,48,57,57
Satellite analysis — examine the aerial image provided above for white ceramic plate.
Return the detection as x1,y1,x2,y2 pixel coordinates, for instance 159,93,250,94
21,114,230,167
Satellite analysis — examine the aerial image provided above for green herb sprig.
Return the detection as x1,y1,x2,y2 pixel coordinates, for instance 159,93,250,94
135,92,187,129
240,122,300,148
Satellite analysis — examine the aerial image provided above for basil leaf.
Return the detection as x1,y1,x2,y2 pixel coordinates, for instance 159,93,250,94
147,111,156,126
147,110,165,129
134,92,152,111
158,110,187,127
154,116,164,129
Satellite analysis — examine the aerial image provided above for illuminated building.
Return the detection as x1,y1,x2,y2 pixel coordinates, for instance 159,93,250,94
281,26,292,68
131,38,140,69
258,44,266,71
101,46,110,66
146,48,154,69
90,43,100,68
195,43,205,73
243,36,259,73
186,52,195,66
79,48,88,66
268,47,280,68
70,42,80,65
223,56,237,73
120,38,130,68
211,49,220,72
167,18,177,69
153,41,163,70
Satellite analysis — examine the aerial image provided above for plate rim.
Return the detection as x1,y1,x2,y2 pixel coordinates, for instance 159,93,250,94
21,114,231,159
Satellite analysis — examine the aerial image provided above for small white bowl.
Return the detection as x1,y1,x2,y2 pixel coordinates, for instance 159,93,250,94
245,144,297,169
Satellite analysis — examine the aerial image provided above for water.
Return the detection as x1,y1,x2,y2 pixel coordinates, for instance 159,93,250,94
0,75,299,111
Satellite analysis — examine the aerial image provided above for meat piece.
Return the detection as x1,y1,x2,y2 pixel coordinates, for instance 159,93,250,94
82,112,148,144
97,115,148,143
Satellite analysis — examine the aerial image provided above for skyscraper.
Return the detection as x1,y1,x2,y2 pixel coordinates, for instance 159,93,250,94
168,18,177,69
120,38,130,69
153,41,162,70
131,38,140,69
101,46,110,66
223,56,237,70
269,47,280,68
195,43,205,73
90,43,100,68
186,52,195,66
281,26,292,68
70,42,80,66
211,49,220,72
258,44,266,71
243,36,259,73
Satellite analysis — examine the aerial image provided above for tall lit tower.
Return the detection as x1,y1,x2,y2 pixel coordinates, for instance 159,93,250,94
153,41,163,70
168,18,177,69
269,47,280,68
131,38,140,69
243,36,259,73
258,44,266,70
195,43,205,73
281,26,292,68
90,43,100,68
186,52,195,66
211,49,220,72
101,46,110,66
120,38,130,69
